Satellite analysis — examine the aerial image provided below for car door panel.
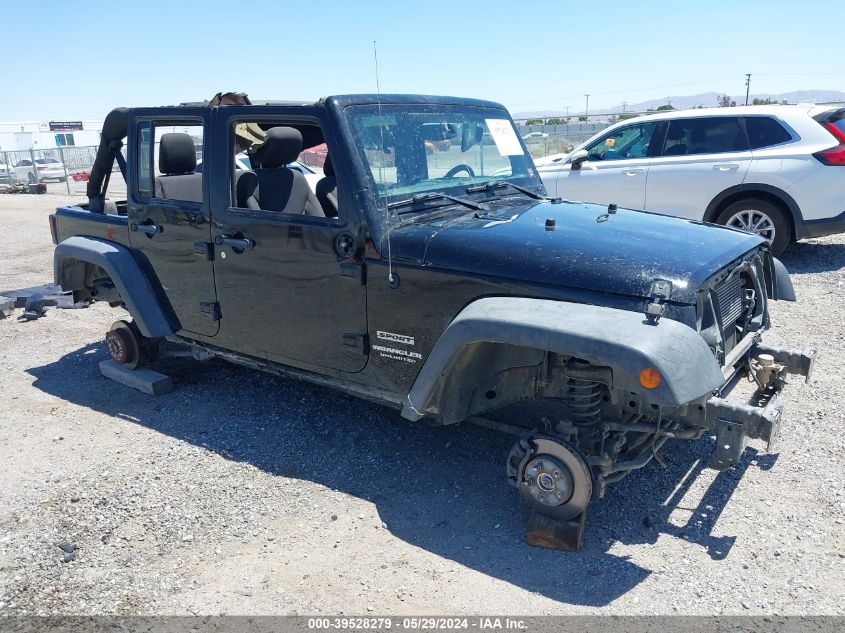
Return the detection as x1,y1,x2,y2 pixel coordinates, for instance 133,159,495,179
545,158,650,210
644,116,751,220
645,153,751,219
127,111,219,337
538,121,657,211
207,107,368,374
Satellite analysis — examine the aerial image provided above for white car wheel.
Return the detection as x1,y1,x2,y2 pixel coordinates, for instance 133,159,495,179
725,208,777,242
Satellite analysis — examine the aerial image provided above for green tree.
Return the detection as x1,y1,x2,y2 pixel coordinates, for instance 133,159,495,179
752,97,776,106
545,117,569,125
716,94,736,107
656,104,675,111
618,112,638,120
578,115,588,122
525,118,544,126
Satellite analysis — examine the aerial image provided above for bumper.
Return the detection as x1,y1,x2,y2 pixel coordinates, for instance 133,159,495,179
797,208,845,240
707,343,816,470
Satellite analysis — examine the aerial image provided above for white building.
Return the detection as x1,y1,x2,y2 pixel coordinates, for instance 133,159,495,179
0,120,102,151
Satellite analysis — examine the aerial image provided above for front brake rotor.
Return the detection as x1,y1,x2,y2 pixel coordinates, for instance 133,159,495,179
509,436,592,521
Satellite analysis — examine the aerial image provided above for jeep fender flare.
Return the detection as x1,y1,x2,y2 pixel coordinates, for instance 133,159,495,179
401,297,725,422
54,235,176,338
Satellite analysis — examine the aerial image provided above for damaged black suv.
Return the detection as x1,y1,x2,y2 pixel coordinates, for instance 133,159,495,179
49,94,814,550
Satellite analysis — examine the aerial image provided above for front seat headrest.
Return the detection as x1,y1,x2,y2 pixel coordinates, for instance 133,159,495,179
254,127,302,169
322,155,334,177
159,133,197,175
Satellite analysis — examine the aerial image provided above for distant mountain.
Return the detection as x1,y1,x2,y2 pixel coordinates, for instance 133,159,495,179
513,89,845,119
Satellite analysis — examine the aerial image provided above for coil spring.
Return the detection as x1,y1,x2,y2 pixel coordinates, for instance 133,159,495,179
562,377,603,427
560,377,604,451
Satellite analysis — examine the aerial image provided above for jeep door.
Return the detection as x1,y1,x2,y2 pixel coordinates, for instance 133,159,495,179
207,108,367,373
127,110,219,336
643,116,751,220
540,121,657,210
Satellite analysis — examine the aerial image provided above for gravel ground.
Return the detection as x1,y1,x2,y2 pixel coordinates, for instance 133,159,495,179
0,193,843,616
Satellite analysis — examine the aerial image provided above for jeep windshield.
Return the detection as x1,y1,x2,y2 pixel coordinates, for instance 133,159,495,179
345,104,541,207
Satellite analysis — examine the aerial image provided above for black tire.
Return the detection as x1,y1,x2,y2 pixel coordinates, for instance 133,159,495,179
715,198,791,256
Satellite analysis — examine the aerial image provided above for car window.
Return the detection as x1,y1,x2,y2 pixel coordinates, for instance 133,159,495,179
135,119,204,202
17,160,31,167
745,116,793,149
585,122,657,161
662,117,747,156
229,120,339,219
346,105,535,197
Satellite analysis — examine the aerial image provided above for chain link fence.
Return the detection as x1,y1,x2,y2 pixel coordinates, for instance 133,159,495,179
0,145,114,193
514,118,612,159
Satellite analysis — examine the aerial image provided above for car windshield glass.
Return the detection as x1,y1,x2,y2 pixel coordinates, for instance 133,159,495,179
345,103,538,200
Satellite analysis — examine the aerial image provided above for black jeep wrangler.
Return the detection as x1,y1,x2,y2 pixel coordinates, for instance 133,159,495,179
49,94,814,550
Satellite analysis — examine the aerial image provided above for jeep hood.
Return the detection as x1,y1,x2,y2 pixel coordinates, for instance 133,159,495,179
391,199,765,304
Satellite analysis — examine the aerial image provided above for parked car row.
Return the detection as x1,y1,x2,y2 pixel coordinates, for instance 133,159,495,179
534,104,845,255
0,157,68,183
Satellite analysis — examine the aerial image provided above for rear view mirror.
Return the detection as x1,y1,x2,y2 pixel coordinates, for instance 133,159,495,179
461,123,484,152
569,149,589,170
419,123,458,142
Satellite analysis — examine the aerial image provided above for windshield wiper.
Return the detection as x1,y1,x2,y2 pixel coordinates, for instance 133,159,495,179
465,180,546,200
388,191,489,214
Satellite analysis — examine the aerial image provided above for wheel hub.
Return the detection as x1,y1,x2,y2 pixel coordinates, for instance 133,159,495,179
508,436,592,520
105,320,141,368
524,456,573,507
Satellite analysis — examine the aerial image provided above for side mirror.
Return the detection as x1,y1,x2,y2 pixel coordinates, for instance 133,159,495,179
569,149,589,171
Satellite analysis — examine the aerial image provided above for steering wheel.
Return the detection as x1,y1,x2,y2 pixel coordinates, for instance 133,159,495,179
442,164,475,178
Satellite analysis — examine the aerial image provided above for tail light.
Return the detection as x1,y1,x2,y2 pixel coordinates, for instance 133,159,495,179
49,214,58,245
37,164,47,171
813,122,845,166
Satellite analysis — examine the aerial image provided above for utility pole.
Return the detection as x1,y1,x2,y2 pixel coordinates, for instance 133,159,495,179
622,101,627,113
584,94,590,118
745,73,752,105
563,106,571,117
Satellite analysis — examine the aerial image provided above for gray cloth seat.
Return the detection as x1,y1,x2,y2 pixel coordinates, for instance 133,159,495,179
155,133,202,202
236,127,323,216
315,155,338,218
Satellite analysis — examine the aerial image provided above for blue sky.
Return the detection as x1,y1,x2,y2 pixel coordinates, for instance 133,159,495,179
1,0,842,121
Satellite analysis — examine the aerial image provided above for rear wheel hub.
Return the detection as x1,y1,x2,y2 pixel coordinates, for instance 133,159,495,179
105,320,141,369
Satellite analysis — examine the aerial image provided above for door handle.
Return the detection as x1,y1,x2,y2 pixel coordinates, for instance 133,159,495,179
624,169,644,176
130,222,163,235
214,234,256,250
713,163,740,171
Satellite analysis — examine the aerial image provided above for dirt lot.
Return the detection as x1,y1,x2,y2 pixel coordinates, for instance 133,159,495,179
0,192,843,616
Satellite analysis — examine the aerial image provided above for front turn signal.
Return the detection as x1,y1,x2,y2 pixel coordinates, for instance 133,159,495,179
639,367,662,390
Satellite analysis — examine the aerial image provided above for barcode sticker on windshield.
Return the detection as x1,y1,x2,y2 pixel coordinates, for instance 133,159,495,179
485,119,524,156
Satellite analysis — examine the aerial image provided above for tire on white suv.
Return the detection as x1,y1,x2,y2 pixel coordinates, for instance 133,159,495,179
715,197,791,256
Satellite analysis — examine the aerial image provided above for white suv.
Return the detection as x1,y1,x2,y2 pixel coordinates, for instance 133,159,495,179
535,105,845,255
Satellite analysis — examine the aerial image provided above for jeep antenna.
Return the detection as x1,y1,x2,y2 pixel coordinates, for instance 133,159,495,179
373,39,395,286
